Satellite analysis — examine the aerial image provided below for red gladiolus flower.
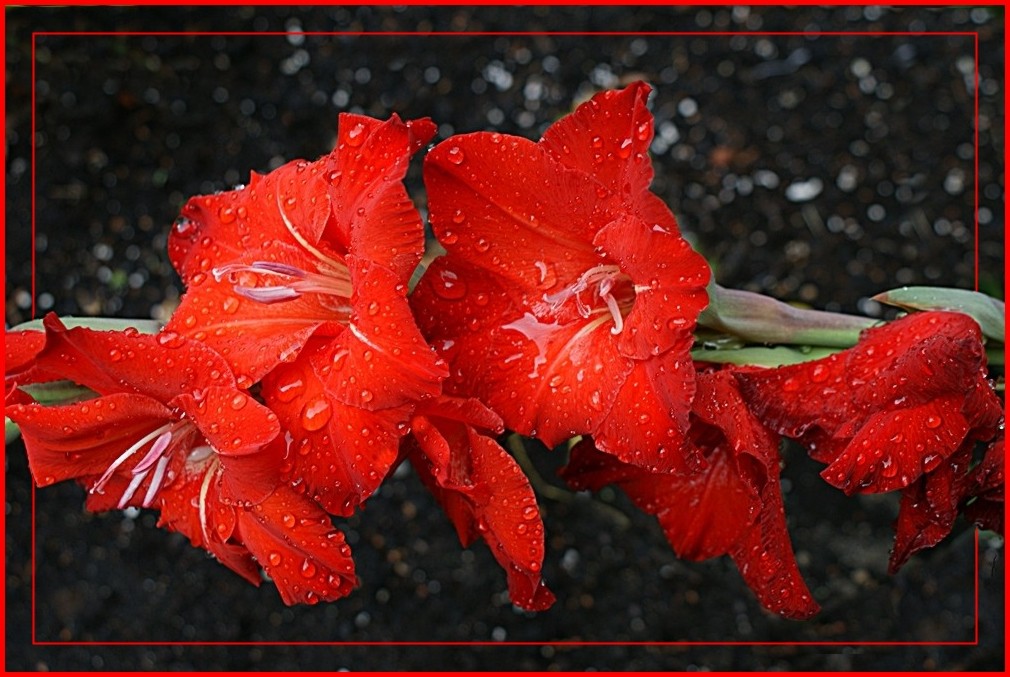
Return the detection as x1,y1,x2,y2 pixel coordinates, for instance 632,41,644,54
404,395,555,611
4,315,356,604
561,369,818,619
413,82,710,472
165,112,447,515
735,311,1003,495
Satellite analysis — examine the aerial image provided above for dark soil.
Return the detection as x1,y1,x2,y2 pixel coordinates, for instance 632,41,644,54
5,6,1004,671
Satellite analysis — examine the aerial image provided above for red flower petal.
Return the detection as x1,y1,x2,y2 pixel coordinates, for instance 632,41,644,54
415,257,635,450
569,438,757,560
729,490,820,620
408,397,555,611
29,314,238,400
236,484,357,605
539,81,656,202
317,256,446,411
562,370,818,619
5,329,45,384
327,113,436,280
152,465,261,586
593,359,696,473
593,213,709,360
262,341,412,516
170,386,283,504
8,392,172,488
821,395,969,494
424,132,609,294
164,242,349,385
889,445,975,573
168,162,329,285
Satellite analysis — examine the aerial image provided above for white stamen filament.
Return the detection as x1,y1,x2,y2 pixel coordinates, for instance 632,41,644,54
276,191,347,271
118,471,149,508
542,264,632,335
604,293,625,335
142,455,172,507
211,258,354,306
132,430,174,474
198,458,219,545
91,422,174,494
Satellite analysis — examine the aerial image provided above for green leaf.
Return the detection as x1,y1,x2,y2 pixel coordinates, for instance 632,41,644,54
872,286,1005,343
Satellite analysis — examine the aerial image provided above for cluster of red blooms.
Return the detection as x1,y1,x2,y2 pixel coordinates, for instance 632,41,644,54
5,83,1003,619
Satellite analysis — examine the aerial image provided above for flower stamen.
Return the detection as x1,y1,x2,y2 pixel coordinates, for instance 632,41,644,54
542,264,634,334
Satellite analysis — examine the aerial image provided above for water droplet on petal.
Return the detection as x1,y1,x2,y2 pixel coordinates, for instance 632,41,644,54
446,146,465,165
360,389,373,403
218,206,236,224
301,398,332,431
275,376,305,402
925,415,942,428
433,268,467,300
282,513,297,528
230,394,247,410
268,552,283,566
345,122,366,147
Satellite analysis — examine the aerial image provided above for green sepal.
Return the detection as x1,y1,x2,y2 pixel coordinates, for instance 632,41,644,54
872,286,1005,343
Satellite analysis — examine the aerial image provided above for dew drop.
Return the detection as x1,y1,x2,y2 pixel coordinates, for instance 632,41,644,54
230,394,247,410
345,122,367,147
300,559,317,578
433,268,467,300
452,209,466,224
925,414,942,428
880,457,898,478
616,137,633,159
174,217,195,237
268,552,283,566
301,398,332,431
360,389,373,403
222,297,240,314
276,376,305,402
282,513,297,528
446,146,465,165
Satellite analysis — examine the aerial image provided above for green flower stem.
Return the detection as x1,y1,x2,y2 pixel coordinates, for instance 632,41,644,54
872,286,1005,343
691,345,839,368
9,316,163,334
20,381,97,405
697,283,878,348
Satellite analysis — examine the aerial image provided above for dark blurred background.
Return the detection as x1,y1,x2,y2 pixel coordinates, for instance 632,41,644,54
5,5,1004,671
